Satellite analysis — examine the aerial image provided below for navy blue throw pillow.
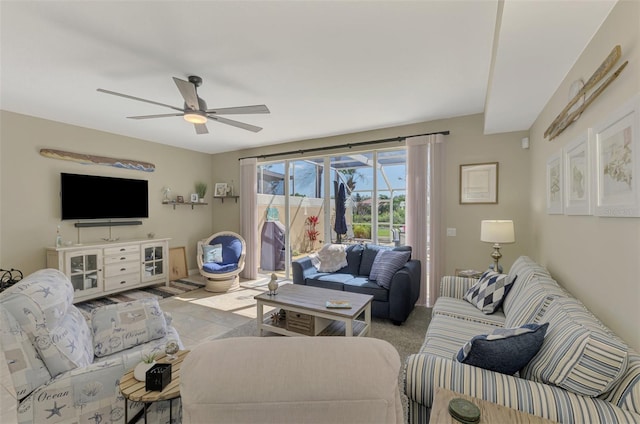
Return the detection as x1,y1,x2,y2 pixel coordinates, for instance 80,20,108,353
456,323,549,375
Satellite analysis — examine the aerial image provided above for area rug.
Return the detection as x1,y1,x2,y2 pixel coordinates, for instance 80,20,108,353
75,279,205,321
213,305,431,416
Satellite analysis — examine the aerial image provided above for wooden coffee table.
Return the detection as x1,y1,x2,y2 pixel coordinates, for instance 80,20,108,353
119,350,190,424
430,387,558,423
255,284,373,337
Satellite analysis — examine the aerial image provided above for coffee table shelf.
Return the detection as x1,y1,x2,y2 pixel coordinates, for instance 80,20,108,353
261,314,368,337
255,284,373,337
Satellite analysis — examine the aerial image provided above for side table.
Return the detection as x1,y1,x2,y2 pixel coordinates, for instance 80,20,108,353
454,268,483,278
119,350,190,424
430,387,558,423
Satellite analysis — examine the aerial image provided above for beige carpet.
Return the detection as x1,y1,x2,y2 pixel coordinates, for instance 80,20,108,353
214,305,432,416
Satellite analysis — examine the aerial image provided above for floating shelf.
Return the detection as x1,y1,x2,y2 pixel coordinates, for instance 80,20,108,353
162,201,208,210
215,196,239,203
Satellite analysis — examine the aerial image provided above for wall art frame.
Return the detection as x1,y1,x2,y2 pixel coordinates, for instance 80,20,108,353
563,132,591,215
459,162,498,204
546,151,563,214
214,183,228,197
592,93,640,217
190,193,199,203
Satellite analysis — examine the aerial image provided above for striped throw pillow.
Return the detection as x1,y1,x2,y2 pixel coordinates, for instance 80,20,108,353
369,250,411,289
522,297,629,397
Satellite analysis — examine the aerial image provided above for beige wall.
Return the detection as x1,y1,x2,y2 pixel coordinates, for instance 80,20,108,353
529,0,640,350
210,113,530,283
0,111,214,274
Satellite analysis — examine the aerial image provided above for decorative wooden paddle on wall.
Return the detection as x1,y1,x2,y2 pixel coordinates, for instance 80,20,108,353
545,45,627,140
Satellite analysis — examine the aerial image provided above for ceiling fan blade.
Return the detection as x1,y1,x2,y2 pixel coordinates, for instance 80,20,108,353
194,123,209,135
206,105,270,115
208,115,262,132
97,88,183,112
173,77,199,110
127,113,183,120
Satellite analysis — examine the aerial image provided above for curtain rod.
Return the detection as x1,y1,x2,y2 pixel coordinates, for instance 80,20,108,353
238,130,450,161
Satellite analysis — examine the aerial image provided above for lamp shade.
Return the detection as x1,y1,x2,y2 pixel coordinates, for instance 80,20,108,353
480,220,515,243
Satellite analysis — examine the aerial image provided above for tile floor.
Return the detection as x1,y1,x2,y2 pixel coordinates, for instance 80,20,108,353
160,274,280,349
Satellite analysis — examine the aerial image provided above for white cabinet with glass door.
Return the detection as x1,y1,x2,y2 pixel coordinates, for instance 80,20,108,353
60,249,103,300
46,238,170,302
141,241,168,283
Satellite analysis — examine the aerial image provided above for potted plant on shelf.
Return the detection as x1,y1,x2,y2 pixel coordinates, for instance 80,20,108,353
195,182,207,203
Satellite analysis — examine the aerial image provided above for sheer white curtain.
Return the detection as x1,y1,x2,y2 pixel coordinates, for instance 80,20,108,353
239,158,258,279
406,134,445,306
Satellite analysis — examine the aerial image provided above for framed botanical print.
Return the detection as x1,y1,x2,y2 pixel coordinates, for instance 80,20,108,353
563,132,590,215
546,151,563,214
592,93,640,217
459,162,498,204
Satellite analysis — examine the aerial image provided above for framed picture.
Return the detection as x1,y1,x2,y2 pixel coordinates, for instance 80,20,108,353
563,132,590,215
176,195,184,203
190,193,199,203
592,93,640,217
459,162,498,204
546,151,563,214
214,183,228,197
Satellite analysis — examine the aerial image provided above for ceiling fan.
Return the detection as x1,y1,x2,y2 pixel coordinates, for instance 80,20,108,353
97,75,269,134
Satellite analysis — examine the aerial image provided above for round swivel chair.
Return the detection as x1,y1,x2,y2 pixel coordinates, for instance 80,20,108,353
197,231,246,292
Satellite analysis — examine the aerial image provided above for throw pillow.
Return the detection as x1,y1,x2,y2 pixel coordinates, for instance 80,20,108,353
522,297,629,397
313,243,349,273
464,270,516,314
92,298,167,357
369,250,411,289
456,323,549,375
203,243,223,263
32,305,94,377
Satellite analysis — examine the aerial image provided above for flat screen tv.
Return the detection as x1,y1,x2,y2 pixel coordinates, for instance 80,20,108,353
61,173,149,220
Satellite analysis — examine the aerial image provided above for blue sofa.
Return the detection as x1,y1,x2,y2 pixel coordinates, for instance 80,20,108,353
292,244,420,324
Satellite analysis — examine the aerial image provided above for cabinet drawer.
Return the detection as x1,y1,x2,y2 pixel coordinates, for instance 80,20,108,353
104,252,140,265
104,245,140,256
104,273,141,291
105,262,140,277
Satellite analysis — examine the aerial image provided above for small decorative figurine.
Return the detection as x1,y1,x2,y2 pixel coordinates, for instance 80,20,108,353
268,273,278,295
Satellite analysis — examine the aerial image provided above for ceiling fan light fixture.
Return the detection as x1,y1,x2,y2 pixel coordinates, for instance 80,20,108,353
184,111,207,124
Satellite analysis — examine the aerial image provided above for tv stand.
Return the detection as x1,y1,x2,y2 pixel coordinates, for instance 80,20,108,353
46,238,170,303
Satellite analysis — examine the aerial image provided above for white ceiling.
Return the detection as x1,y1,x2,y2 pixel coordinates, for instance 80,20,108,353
0,1,616,154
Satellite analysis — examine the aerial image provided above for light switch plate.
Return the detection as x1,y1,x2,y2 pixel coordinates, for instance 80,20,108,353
447,228,456,237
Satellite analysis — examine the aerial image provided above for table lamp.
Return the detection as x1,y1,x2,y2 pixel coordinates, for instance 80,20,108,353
480,220,515,273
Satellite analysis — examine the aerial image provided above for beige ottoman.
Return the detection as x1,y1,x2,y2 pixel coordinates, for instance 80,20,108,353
180,336,403,424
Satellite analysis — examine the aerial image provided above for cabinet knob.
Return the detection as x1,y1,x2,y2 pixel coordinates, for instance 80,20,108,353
120,257,126,261
120,268,126,272
120,281,126,284
120,248,126,252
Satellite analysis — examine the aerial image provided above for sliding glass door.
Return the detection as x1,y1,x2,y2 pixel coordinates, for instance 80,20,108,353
256,148,407,279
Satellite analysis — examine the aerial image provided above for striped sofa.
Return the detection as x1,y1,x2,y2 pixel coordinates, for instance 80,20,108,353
404,256,640,423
